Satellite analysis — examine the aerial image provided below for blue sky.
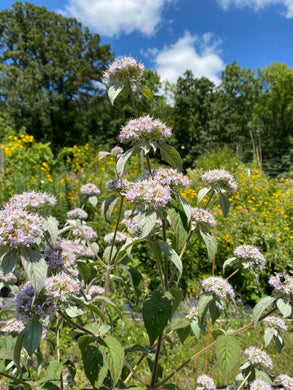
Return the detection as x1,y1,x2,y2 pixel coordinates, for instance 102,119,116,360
1,0,293,84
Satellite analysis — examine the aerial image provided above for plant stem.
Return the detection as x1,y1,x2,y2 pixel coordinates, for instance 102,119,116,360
204,190,214,209
150,333,164,388
162,216,168,291
226,268,240,280
155,307,277,387
56,315,64,390
237,371,251,390
58,310,95,336
123,359,147,387
0,371,32,388
146,153,153,175
128,79,138,118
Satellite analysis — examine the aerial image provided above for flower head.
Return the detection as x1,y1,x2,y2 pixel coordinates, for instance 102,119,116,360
269,273,293,296
250,379,272,390
191,207,217,228
72,224,98,241
104,231,128,244
67,208,88,220
45,272,81,302
104,57,144,84
111,146,123,156
88,285,105,297
119,116,172,144
0,203,45,248
196,374,216,390
201,169,237,192
233,245,266,271
202,277,235,300
263,316,287,332
9,191,57,211
244,347,273,370
277,374,293,390
80,183,101,197
1,319,25,334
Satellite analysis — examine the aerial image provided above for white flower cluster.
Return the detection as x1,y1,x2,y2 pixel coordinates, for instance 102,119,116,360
44,272,81,302
244,347,273,370
191,207,217,228
250,379,272,390
201,169,237,192
233,245,266,270
9,191,57,210
88,285,105,297
80,183,101,196
122,210,162,234
263,316,288,332
119,115,172,144
202,277,235,300
277,374,293,390
269,273,293,296
67,208,88,220
104,231,128,244
196,374,216,390
72,224,98,241
104,57,144,84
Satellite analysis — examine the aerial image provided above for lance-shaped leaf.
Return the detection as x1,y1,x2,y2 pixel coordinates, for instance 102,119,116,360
14,332,24,372
116,148,133,177
252,296,275,327
136,210,157,238
21,248,48,295
223,257,237,272
108,83,124,105
159,143,182,171
199,228,217,261
168,207,189,251
142,290,173,345
136,83,153,100
159,241,182,280
276,298,292,318
219,191,230,217
197,187,211,205
215,334,241,377
78,335,108,389
180,196,192,223
45,216,59,245
23,320,43,356
197,294,214,320
0,248,18,274
101,195,118,223
47,360,63,381
99,151,111,161
103,335,124,387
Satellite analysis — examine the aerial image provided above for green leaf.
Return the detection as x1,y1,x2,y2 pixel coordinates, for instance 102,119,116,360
127,266,143,293
274,333,284,353
21,248,48,295
136,210,157,238
197,187,211,204
42,382,60,390
23,320,43,356
142,290,173,345
108,83,124,105
254,368,271,384
88,196,98,207
276,298,292,318
159,143,182,171
179,196,192,224
47,360,63,380
176,326,190,344
223,257,237,272
219,192,230,217
190,318,203,340
64,305,83,318
159,241,182,280
199,228,217,261
14,332,24,372
45,216,59,244
209,299,223,323
78,335,107,388
64,360,76,382
136,83,153,100
215,335,241,377
252,296,275,326
170,317,190,332
198,294,214,320
99,151,111,161
0,248,19,274
168,208,189,251
169,287,183,316
116,148,133,177
103,335,124,387
264,327,274,347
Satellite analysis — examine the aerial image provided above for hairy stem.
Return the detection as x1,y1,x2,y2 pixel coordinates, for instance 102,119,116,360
150,333,164,388
0,371,32,388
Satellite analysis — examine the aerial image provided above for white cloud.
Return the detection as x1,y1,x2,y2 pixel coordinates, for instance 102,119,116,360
217,0,293,18
147,31,225,85
59,0,175,37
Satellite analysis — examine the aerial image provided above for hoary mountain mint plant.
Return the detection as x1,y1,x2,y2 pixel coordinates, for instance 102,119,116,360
0,56,292,390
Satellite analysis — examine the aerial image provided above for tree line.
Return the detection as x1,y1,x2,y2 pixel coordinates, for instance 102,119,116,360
0,2,292,176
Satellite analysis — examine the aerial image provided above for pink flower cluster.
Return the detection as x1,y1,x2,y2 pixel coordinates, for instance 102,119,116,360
191,207,217,228
72,224,98,241
104,231,128,244
9,191,57,210
122,210,162,233
244,347,273,370
44,272,81,302
250,379,272,390
202,277,235,300
233,245,266,270
263,316,288,332
149,168,189,188
0,203,45,248
88,285,105,297
201,169,237,192
80,183,101,196
104,57,144,84
277,374,293,389
269,273,293,296
196,374,216,390
67,208,88,220
119,116,172,144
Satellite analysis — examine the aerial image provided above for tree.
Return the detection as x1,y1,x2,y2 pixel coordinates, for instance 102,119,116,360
0,2,113,147
173,70,216,166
